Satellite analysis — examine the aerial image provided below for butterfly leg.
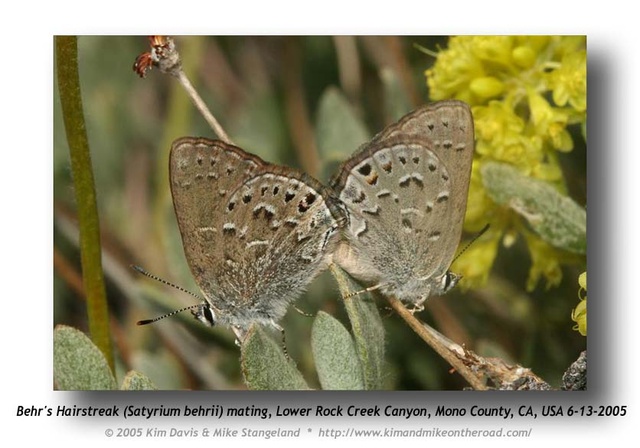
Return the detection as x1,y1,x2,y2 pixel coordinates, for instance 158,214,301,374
408,302,425,314
344,282,388,299
232,326,246,346
292,305,314,318
270,320,290,361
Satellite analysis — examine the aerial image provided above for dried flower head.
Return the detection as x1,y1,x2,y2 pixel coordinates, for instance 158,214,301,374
133,36,182,78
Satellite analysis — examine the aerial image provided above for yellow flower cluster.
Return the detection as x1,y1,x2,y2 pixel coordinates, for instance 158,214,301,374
426,36,586,291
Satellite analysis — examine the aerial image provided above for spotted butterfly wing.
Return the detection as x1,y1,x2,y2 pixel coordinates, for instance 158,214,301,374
170,137,345,331
330,100,475,307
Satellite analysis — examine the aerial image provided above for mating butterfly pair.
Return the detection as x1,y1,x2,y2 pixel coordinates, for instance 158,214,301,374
163,100,474,337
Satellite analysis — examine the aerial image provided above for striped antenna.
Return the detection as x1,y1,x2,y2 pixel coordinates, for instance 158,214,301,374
136,303,205,326
131,265,206,325
451,223,490,265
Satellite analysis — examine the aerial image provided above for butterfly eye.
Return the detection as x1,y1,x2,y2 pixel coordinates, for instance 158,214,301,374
442,271,461,293
192,304,217,327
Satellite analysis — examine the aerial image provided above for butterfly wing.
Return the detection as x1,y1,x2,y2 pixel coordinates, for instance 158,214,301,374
215,168,344,327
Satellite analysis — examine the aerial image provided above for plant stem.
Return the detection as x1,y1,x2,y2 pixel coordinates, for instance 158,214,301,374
55,36,114,373
175,69,233,145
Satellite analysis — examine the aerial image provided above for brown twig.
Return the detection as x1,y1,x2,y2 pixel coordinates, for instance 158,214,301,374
385,294,554,390
384,294,488,390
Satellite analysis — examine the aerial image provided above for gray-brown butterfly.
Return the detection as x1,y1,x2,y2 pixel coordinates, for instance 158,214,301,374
169,137,345,338
330,100,475,310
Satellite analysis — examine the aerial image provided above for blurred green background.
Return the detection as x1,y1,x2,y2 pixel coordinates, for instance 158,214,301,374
53,36,586,390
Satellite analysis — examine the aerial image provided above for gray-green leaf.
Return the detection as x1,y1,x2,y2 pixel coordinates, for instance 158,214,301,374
316,86,370,178
240,325,311,390
330,266,386,389
120,370,157,390
311,311,364,390
53,325,117,390
481,161,586,254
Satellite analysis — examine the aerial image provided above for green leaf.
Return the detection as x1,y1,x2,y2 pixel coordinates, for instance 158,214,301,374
311,312,364,390
481,161,586,254
380,67,412,123
316,86,370,178
240,325,311,390
120,370,157,390
230,92,288,164
53,325,117,390
330,266,386,389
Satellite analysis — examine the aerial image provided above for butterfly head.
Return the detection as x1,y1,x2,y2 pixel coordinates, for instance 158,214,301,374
433,270,462,296
191,302,218,327
391,270,461,306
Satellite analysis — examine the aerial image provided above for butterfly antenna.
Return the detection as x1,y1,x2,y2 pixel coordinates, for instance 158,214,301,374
451,223,490,265
136,304,205,326
130,265,203,301
131,265,207,325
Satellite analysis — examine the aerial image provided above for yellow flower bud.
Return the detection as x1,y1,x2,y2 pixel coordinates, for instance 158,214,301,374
470,77,505,99
512,45,536,69
572,299,587,336
578,272,586,290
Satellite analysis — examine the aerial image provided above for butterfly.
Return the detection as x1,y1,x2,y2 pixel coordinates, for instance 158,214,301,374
330,100,475,310
168,137,346,338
